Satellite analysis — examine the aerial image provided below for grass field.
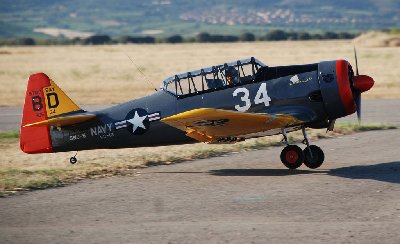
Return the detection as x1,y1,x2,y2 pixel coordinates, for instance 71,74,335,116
0,40,399,106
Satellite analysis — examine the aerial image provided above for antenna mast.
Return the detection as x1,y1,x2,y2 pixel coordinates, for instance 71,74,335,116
126,54,157,92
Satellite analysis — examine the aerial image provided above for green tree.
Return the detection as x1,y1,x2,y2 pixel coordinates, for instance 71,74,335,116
165,35,183,43
338,32,355,39
298,32,311,40
118,36,155,44
196,32,211,42
323,32,339,39
311,33,323,40
263,30,288,41
16,37,35,45
83,35,111,45
239,32,255,42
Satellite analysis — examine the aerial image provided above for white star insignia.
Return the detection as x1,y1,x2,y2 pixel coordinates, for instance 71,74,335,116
126,111,147,133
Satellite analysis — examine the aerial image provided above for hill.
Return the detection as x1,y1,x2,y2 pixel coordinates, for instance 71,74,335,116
0,0,399,38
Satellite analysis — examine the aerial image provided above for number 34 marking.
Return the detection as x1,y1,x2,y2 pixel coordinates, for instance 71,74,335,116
232,83,271,112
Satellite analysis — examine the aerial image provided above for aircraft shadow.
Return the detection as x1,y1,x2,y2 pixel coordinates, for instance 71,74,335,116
210,161,400,184
209,168,318,177
329,161,400,184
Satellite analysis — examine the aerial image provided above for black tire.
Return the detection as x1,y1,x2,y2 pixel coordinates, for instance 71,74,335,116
70,157,77,164
303,145,325,169
280,145,304,169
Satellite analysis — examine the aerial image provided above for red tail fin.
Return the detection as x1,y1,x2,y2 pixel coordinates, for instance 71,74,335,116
20,73,53,153
20,73,82,153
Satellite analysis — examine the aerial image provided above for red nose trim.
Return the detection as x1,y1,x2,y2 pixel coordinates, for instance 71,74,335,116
336,60,356,115
354,75,374,93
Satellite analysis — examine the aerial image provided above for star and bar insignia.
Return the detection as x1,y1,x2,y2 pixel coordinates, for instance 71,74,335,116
115,109,160,135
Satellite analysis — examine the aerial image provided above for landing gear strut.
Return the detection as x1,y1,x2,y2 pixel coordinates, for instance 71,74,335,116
301,127,325,169
279,127,325,169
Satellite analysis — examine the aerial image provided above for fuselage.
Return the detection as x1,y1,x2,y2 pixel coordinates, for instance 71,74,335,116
49,60,349,153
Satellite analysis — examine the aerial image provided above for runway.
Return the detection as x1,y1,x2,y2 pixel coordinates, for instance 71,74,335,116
0,100,399,243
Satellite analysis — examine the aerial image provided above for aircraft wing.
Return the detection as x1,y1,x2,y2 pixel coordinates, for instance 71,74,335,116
161,108,304,143
23,112,96,128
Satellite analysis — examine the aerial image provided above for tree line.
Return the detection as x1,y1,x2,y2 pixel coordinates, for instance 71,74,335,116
0,30,358,46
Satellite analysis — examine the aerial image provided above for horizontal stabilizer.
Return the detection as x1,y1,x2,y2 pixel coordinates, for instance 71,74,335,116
23,113,96,128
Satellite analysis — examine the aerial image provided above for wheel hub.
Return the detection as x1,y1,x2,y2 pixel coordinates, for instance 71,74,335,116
285,150,299,164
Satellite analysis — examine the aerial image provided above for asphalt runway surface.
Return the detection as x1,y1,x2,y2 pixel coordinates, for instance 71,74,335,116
0,100,399,243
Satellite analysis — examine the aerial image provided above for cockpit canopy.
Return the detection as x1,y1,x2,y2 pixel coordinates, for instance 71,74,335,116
162,57,266,98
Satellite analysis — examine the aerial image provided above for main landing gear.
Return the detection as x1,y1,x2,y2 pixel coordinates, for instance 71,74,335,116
280,127,325,169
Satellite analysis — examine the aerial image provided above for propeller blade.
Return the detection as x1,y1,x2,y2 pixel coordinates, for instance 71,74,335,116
354,91,361,123
353,46,359,76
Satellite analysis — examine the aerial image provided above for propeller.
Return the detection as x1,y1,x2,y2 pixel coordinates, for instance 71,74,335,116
353,46,361,122
354,46,359,75
352,46,374,123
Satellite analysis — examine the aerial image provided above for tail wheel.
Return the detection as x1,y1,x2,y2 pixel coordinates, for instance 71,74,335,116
70,157,77,164
280,145,304,169
303,145,325,169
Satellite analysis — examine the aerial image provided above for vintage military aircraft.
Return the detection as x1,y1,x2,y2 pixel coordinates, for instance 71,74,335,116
20,55,374,169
